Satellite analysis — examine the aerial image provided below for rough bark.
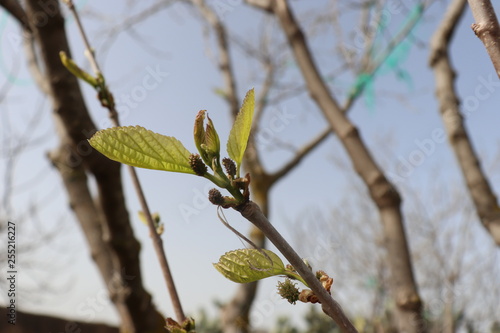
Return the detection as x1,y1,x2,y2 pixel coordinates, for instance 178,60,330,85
430,0,500,246
48,135,115,289
256,1,426,332
467,0,500,78
0,307,119,333
18,1,165,332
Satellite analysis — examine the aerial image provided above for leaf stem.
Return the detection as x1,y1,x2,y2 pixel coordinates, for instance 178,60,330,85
204,166,246,203
203,172,228,188
238,201,358,333
284,271,308,287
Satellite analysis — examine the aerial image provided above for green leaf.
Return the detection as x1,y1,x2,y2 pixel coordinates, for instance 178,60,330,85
59,51,98,88
89,126,195,174
227,88,254,176
213,248,286,283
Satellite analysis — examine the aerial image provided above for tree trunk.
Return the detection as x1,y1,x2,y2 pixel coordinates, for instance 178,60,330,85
0,306,119,333
430,0,500,246
21,1,165,331
265,1,425,332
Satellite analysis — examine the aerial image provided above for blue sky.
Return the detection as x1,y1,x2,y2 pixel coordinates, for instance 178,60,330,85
1,0,500,330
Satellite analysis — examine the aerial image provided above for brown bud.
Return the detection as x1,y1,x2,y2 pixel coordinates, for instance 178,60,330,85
298,289,319,304
317,270,333,294
222,157,237,178
208,188,224,206
189,154,207,176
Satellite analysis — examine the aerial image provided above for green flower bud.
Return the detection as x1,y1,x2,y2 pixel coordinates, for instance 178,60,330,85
194,110,220,168
277,278,300,305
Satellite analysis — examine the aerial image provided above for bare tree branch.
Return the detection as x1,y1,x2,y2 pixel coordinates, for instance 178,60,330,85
89,1,175,62
0,306,119,332
21,1,165,331
1,0,48,94
467,0,500,78
343,1,431,111
0,0,31,31
257,1,426,331
270,126,331,183
245,0,272,12
430,0,500,246
238,201,358,333
23,31,50,95
253,59,274,129
62,0,187,321
188,0,239,115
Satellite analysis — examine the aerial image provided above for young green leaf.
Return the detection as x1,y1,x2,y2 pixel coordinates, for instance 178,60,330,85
213,248,286,283
59,51,98,88
89,126,196,174
227,88,254,176
193,110,220,168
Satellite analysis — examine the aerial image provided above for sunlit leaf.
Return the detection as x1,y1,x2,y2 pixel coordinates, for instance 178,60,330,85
213,248,286,283
227,88,254,176
89,126,195,174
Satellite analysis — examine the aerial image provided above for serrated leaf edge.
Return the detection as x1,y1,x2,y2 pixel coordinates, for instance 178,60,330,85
89,126,195,174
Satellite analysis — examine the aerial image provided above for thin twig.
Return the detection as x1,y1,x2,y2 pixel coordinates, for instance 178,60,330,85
62,0,186,322
238,201,358,333
187,0,239,116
